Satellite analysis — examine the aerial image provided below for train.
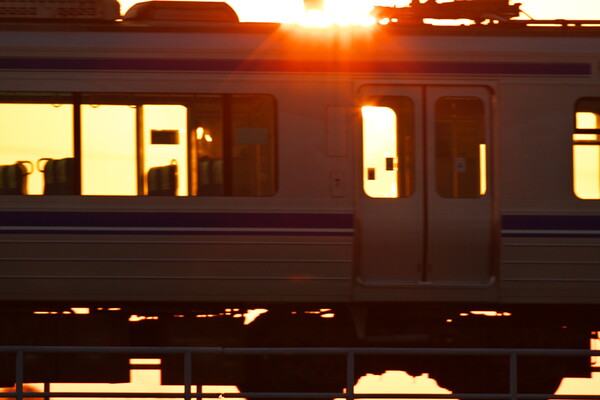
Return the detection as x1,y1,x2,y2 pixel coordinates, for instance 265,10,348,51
0,0,599,396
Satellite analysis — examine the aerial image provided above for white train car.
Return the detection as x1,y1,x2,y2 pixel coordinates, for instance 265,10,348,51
0,0,599,394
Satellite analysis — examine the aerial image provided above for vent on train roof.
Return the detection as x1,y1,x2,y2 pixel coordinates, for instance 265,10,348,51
123,1,239,23
0,0,120,21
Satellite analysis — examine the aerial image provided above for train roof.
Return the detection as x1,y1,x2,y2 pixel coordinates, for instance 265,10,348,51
0,0,598,70
0,18,600,37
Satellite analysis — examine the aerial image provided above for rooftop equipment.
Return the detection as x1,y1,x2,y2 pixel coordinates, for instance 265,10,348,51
123,1,239,23
371,0,522,24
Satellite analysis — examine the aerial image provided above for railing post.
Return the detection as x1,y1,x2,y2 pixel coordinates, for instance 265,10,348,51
184,351,193,400
509,353,518,400
15,350,24,400
44,382,51,400
346,351,355,400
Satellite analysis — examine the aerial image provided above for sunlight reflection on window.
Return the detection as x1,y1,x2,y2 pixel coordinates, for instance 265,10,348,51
0,103,73,195
82,105,137,195
362,106,398,198
144,105,188,196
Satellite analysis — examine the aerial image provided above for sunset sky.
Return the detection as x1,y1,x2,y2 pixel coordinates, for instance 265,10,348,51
117,0,600,23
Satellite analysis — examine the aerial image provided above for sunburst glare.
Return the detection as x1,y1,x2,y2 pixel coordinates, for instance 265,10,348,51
297,0,378,26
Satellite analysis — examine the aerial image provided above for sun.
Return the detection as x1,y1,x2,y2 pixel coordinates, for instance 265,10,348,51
300,0,376,26
233,0,379,26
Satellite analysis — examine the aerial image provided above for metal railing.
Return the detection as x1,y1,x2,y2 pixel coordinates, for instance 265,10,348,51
1,346,600,400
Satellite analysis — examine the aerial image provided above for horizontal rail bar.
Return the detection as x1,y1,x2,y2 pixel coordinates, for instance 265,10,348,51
223,347,600,356
3,346,600,400
2,393,600,400
0,346,599,357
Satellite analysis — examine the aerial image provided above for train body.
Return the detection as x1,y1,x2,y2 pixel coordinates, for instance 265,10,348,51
0,0,600,393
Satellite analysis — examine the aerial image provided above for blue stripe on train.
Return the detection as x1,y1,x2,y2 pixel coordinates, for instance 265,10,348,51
0,211,354,235
3,212,598,237
0,58,592,76
502,214,600,238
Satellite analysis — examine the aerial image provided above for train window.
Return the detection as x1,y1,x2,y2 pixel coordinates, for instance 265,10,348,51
362,96,415,198
81,105,137,195
0,93,276,197
231,95,276,196
143,105,189,196
82,95,197,196
82,103,189,196
0,98,74,195
193,94,276,196
435,97,486,198
573,99,600,200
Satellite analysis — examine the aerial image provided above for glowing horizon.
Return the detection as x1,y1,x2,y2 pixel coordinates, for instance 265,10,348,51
116,0,600,25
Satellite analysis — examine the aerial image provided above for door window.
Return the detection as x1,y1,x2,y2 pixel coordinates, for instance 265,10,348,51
434,97,486,198
361,96,414,198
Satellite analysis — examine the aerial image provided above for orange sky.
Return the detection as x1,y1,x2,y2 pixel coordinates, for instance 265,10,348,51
117,0,600,22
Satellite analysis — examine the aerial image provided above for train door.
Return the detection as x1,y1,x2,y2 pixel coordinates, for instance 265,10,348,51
358,85,492,284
